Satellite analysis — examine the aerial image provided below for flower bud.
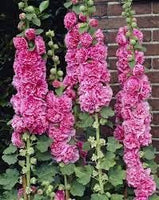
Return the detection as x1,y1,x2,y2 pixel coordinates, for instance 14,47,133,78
24,6,35,13
72,0,78,4
19,149,26,156
48,41,54,47
130,39,136,45
18,2,25,9
46,30,55,37
19,13,26,20
53,55,59,63
88,0,94,6
57,70,64,77
50,68,56,75
53,44,59,49
30,177,37,184
30,157,37,165
80,5,87,12
37,189,43,195
47,50,53,56
30,135,37,141
132,22,137,28
79,13,87,22
89,18,98,27
27,147,34,155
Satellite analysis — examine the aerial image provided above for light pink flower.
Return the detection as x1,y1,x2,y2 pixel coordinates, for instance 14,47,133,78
64,12,77,30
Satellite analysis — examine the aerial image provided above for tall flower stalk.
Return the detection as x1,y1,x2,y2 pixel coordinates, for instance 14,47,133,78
114,0,156,199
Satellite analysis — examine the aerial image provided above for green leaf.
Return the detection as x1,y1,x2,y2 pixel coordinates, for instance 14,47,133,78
34,164,58,182
2,190,17,200
3,144,17,154
111,194,124,200
129,60,135,68
88,6,96,14
100,152,116,170
91,194,108,200
64,1,72,8
75,165,92,185
60,164,75,175
150,194,159,200
39,0,49,13
108,166,126,187
70,181,85,197
26,13,33,21
107,137,122,153
36,151,52,161
36,135,52,153
100,107,114,119
36,29,44,35
83,141,91,151
143,146,155,160
0,169,19,190
78,112,94,128
72,5,81,14
32,17,41,27
2,154,17,165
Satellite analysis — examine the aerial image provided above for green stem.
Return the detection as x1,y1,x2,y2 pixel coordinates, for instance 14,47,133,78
95,114,104,194
26,135,31,200
64,175,70,200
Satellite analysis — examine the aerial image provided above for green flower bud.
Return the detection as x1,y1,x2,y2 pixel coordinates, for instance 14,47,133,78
53,44,59,49
37,189,43,195
42,181,50,186
18,160,25,167
126,31,131,37
50,192,55,198
80,5,87,12
26,187,32,194
49,74,55,80
48,185,53,191
50,68,56,75
47,50,53,56
48,41,54,47
27,147,34,155
126,18,131,23
18,2,25,9
57,70,63,77
24,6,35,13
30,135,37,141
53,55,59,63
30,177,37,184
46,30,55,37
66,184,71,190
88,0,94,6
30,157,37,165
122,12,126,17
19,149,26,156
132,22,137,28
22,132,29,141
22,166,28,174
58,184,64,190
130,39,136,45
106,192,111,198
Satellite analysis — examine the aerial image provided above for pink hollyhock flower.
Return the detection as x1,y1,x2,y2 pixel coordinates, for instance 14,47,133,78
135,51,145,64
114,125,124,141
18,188,24,200
25,28,36,40
76,48,88,64
116,26,128,45
35,36,46,55
52,80,63,88
12,132,24,148
94,29,105,42
80,32,93,48
77,141,87,164
89,18,98,27
133,64,144,76
55,190,65,200
133,28,143,42
13,37,28,50
65,25,80,49
72,0,78,4
79,13,87,22
123,76,140,94
64,12,77,30
124,134,140,150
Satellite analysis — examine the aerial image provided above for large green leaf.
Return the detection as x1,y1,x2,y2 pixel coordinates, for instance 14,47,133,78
91,194,108,200
3,144,17,154
75,165,92,185
70,181,85,197
108,166,126,187
100,152,116,170
34,164,58,182
77,112,94,128
2,154,17,165
100,107,114,119
36,135,52,153
60,164,75,176
107,137,122,153
111,194,124,200
143,146,155,160
0,169,19,190
39,0,49,13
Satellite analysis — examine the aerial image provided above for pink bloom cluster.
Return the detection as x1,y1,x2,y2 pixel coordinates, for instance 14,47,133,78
64,12,112,113
11,29,48,147
46,91,79,164
54,190,65,200
114,27,156,199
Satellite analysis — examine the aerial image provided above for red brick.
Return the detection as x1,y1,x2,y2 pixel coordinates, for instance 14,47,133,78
108,45,117,57
152,85,159,98
111,85,120,97
153,2,159,14
152,140,159,151
145,44,159,56
153,113,159,125
152,58,159,69
149,99,159,111
153,30,159,41
108,58,117,70
151,127,159,138
155,154,159,164
94,3,107,17
110,71,118,84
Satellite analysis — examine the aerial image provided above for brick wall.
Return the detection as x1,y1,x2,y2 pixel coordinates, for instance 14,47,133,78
94,0,159,161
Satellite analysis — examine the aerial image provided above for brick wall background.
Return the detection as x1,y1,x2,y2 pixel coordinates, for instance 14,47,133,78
94,0,159,162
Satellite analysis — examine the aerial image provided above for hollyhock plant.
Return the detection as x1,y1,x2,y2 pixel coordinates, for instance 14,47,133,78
114,1,156,199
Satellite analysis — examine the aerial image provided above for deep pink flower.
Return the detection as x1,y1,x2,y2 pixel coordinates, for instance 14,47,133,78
89,18,98,27
12,132,24,148
64,12,77,30
25,28,36,40
80,32,93,48
35,36,46,55
55,190,65,200
79,13,87,22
